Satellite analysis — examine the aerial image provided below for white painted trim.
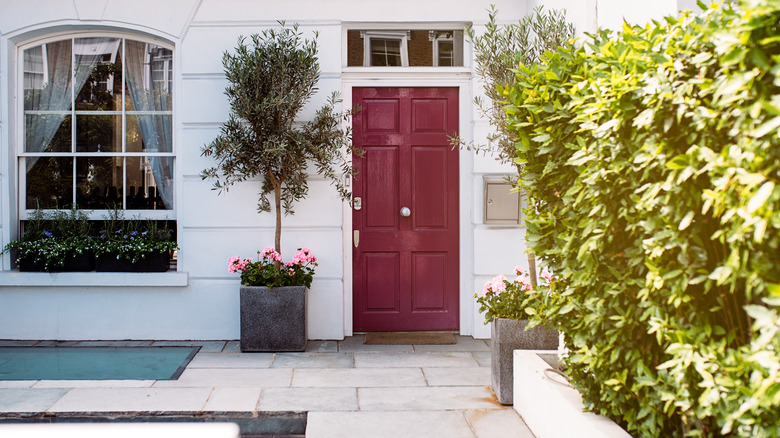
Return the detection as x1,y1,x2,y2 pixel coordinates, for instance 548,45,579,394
341,71,475,336
0,271,189,287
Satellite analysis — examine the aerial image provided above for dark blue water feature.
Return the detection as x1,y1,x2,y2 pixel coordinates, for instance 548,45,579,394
0,347,199,380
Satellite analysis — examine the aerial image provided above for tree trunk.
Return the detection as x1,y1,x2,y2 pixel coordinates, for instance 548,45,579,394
273,179,283,270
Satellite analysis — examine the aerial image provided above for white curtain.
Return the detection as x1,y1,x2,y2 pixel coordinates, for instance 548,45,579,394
25,37,120,171
124,40,173,209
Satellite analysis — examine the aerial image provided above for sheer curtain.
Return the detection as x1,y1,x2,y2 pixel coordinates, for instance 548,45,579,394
124,39,173,209
25,37,120,171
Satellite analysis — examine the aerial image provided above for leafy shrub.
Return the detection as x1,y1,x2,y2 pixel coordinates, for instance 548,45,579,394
504,0,780,436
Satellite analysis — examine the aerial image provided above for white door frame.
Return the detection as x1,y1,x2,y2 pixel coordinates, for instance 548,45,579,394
341,70,475,337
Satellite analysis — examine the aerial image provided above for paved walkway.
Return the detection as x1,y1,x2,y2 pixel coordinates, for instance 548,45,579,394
0,336,534,437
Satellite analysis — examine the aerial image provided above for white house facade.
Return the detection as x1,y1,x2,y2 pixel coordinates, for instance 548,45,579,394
0,0,700,341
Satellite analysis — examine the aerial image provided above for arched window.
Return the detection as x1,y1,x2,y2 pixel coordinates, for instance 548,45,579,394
20,35,174,217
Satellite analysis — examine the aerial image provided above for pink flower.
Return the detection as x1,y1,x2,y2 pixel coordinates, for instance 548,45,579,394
516,275,533,291
260,247,282,262
540,269,553,282
514,266,524,276
227,256,250,273
292,248,317,266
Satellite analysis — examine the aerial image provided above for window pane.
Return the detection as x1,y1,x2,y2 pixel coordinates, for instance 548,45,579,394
125,40,173,111
126,156,172,210
76,156,123,209
76,114,121,153
371,39,402,66
25,114,71,153
438,41,454,66
74,38,122,111
348,29,463,67
126,114,172,153
26,157,73,209
24,39,72,111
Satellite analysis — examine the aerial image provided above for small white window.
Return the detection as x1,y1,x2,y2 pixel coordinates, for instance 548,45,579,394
430,31,464,67
361,31,410,67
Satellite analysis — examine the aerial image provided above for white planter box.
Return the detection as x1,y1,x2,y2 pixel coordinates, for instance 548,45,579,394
513,350,632,438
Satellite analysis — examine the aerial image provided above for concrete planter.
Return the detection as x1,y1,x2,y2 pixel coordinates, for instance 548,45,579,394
492,318,558,405
240,286,307,352
514,351,632,438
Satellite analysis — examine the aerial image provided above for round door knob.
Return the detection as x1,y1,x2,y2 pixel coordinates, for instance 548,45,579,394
400,207,411,217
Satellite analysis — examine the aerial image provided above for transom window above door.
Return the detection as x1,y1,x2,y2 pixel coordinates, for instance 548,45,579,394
347,29,464,67
20,36,174,217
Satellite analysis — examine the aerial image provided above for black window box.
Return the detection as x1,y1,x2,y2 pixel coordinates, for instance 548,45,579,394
95,251,171,272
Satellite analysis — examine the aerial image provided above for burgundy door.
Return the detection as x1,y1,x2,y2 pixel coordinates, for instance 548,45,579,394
352,87,459,332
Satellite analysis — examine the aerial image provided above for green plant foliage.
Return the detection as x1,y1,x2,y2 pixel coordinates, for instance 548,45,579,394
3,207,94,270
96,209,178,263
201,23,360,254
505,0,780,436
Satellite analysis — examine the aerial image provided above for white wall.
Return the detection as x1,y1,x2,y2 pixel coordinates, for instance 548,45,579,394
0,0,705,340
0,0,538,340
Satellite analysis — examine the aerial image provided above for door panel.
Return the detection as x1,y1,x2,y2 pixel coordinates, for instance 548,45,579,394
352,87,459,332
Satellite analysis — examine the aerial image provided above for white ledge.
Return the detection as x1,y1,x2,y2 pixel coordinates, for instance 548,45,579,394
0,271,189,287
514,350,632,438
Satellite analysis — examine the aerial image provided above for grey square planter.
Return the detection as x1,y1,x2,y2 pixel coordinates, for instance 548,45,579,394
492,317,558,405
240,285,307,352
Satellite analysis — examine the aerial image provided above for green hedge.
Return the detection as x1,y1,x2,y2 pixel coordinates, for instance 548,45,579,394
505,1,780,436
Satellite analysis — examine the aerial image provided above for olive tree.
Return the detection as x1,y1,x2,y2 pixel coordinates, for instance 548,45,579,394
201,24,359,259
460,6,574,283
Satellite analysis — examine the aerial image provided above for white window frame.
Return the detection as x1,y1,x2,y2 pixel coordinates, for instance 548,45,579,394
360,30,410,67
16,32,176,222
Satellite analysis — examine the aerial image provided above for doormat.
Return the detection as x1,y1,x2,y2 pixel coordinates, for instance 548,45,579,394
0,346,199,380
363,332,456,345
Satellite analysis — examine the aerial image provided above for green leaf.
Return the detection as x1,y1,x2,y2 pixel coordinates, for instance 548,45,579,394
751,116,780,138
747,181,775,214
679,211,695,230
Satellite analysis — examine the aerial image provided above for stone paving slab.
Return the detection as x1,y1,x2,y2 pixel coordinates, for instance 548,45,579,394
337,336,414,353
0,381,36,389
202,387,262,411
473,351,491,367
357,386,501,411
412,336,490,353
305,341,339,353
151,341,228,353
34,341,79,347
33,380,155,389
258,387,357,411
423,367,491,387
48,387,213,412
291,368,427,388
153,368,292,388
75,341,154,347
271,353,353,369
187,352,275,368
0,341,39,347
222,341,241,353
0,388,69,412
464,408,535,438
354,351,480,368
305,411,475,438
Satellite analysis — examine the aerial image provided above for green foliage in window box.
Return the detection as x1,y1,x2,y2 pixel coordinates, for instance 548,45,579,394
3,208,178,270
503,1,780,436
94,210,178,263
3,208,94,271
